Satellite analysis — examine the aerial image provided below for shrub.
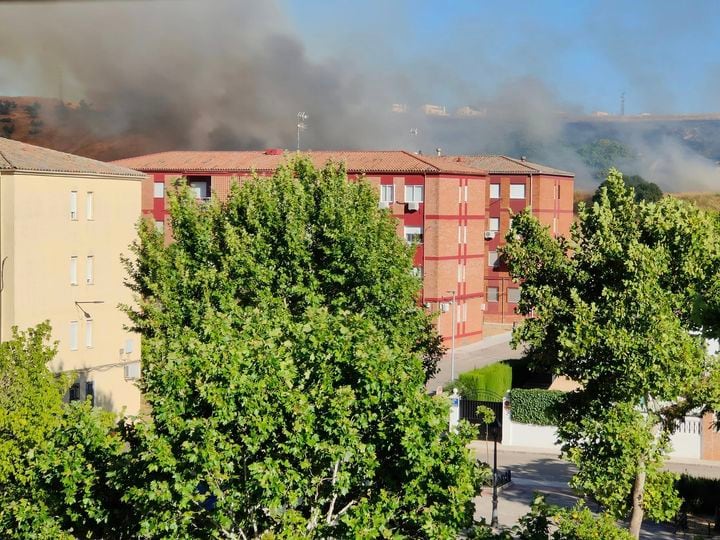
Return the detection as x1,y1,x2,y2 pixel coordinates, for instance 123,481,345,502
508,388,565,425
0,100,16,115
451,363,512,401
676,474,720,515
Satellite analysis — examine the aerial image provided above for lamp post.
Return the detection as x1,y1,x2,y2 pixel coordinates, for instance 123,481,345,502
491,417,500,527
446,290,456,381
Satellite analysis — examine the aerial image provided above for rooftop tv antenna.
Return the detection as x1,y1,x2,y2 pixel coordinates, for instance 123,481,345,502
297,112,308,152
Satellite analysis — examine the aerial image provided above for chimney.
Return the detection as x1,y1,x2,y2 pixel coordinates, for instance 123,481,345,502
521,156,527,162
436,148,442,157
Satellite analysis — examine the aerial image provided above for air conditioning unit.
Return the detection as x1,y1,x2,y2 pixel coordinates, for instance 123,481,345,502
407,201,420,212
378,200,390,209
484,231,497,240
124,361,141,381
440,302,450,313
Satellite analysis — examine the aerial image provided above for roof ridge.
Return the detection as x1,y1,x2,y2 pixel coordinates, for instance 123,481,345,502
499,155,539,172
399,150,438,171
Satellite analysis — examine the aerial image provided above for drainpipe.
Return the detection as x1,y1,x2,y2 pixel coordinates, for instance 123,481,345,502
528,173,533,211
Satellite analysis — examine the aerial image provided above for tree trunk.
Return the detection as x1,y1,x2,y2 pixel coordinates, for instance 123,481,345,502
628,457,647,539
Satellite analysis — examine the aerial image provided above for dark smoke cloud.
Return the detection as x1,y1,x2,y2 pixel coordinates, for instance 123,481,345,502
0,0,718,192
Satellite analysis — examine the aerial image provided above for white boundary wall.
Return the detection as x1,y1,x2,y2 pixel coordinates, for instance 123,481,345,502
501,398,702,459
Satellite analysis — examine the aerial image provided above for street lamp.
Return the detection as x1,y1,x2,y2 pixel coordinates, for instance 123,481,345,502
490,417,500,527
446,290,456,381
297,112,308,152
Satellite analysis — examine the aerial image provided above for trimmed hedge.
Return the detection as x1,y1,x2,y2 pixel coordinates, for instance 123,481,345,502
508,388,566,425
451,363,512,401
677,474,720,516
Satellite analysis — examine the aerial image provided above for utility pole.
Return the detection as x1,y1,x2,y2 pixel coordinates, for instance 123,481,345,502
296,112,308,152
447,290,456,381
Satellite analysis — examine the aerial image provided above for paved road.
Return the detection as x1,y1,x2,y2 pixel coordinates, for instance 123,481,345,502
428,332,523,391
472,446,720,539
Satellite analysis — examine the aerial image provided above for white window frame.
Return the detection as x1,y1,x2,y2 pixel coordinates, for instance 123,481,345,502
86,191,94,220
488,217,500,232
489,184,500,199
70,191,78,220
86,256,94,285
404,185,424,203
69,321,79,351
488,251,498,267
85,319,93,348
510,184,526,199
487,286,499,302
508,287,521,303
380,184,394,203
154,182,165,199
70,256,78,286
404,226,423,244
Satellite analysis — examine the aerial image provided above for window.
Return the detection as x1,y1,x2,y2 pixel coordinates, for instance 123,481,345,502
70,256,78,285
188,176,211,199
86,191,94,220
553,217,558,234
85,319,93,348
510,184,526,199
70,191,78,220
508,287,521,303
490,184,500,199
488,251,498,267
85,381,95,407
508,218,514,230
154,182,165,199
488,217,500,232
155,220,165,233
404,226,423,243
86,256,94,285
404,185,424,203
458,226,467,244
380,184,394,203
487,286,499,302
69,321,79,351
69,383,81,401
557,184,561,199
464,185,468,202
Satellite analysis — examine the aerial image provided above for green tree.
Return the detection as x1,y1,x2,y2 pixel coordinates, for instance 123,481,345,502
0,324,127,539
501,169,720,538
577,139,635,180
120,157,477,538
592,173,662,204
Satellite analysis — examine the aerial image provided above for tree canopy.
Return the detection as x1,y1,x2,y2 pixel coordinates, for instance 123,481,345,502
118,157,477,538
592,173,662,204
502,169,720,538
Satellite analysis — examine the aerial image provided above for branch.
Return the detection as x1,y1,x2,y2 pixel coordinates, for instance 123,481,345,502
325,460,341,524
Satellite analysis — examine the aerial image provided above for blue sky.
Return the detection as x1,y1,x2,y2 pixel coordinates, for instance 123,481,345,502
281,0,720,114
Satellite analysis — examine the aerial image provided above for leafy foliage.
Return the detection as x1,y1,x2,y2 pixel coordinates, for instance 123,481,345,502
508,389,565,426
577,139,635,180
470,496,632,539
592,173,662,204
119,157,476,538
451,363,512,401
501,168,720,536
0,324,127,539
676,474,720,516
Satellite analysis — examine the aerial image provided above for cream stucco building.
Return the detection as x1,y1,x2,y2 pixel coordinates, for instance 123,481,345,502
0,138,145,415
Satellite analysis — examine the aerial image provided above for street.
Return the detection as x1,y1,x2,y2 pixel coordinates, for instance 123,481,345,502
472,445,720,538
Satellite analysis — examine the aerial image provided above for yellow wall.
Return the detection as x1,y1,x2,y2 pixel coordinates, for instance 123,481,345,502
0,170,143,415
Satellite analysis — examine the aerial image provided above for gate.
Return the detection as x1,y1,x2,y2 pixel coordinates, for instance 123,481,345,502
459,399,503,442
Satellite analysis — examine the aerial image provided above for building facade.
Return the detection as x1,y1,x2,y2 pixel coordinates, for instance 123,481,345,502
115,150,490,346
445,156,574,324
0,138,144,414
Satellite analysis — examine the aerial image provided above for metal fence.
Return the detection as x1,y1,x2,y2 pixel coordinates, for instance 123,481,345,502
459,399,503,442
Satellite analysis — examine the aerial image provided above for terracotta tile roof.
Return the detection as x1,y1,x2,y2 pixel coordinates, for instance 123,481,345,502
112,150,488,176
446,155,574,177
0,138,145,178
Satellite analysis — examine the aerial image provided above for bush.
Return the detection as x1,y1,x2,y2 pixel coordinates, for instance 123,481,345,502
508,388,565,425
677,474,720,515
0,100,16,115
451,363,512,401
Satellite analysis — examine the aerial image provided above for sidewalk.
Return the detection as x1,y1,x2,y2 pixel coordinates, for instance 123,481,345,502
428,331,523,390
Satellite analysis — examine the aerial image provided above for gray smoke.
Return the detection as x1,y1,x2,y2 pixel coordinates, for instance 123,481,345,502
0,0,717,192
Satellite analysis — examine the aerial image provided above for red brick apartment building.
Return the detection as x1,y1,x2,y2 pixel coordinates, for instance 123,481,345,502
115,150,491,346
445,156,574,324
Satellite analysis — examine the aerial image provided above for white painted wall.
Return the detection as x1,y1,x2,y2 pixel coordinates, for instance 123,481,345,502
501,397,701,459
